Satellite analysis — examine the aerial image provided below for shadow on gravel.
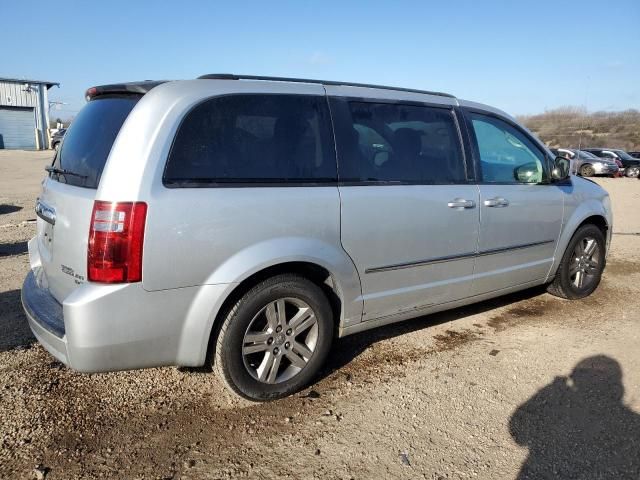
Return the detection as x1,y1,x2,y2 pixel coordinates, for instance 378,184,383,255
0,241,28,257
0,289,35,352
510,355,640,479
319,285,548,381
0,204,22,215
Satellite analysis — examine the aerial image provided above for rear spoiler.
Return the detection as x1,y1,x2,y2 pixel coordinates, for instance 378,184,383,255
85,81,167,101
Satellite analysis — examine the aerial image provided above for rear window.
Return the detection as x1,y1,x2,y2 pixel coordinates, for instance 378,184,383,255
163,94,336,185
52,96,139,188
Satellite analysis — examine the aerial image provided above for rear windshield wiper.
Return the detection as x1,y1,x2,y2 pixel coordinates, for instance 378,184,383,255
45,166,88,179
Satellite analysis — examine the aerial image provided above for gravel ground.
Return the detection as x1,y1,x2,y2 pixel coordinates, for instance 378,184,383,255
1,150,639,479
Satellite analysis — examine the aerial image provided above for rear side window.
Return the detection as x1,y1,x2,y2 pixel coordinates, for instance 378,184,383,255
53,96,139,188
164,95,336,185
334,102,466,183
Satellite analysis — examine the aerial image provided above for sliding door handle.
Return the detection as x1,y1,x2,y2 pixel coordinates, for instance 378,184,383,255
447,198,476,209
484,197,509,207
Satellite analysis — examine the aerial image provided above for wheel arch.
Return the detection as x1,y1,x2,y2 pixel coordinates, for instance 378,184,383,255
547,207,610,281
200,261,347,369
175,238,363,368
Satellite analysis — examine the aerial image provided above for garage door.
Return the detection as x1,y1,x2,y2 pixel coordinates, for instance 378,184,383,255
0,107,36,149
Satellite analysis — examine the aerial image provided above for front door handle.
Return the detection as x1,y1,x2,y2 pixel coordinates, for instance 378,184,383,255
447,198,476,209
484,197,510,208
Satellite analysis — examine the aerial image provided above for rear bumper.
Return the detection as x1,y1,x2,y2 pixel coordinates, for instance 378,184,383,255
22,270,69,364
21,265,232,372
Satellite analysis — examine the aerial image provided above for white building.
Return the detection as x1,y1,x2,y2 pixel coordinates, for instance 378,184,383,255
0,77,59,150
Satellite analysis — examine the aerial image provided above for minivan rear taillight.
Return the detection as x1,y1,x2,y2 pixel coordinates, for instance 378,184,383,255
88,201,147,283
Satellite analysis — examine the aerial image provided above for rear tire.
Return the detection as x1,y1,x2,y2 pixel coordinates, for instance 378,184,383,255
547,224,605,300
580,164,595,177
214,274,333,401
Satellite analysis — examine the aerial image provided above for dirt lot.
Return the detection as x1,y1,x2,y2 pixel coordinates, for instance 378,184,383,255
1,150,639,479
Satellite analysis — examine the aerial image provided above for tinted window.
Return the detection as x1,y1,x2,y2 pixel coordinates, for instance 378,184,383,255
577,150,598,160
164,95,335,184
613,150,634,160
54,96,139,188
335,102,465,183
470,113,547,183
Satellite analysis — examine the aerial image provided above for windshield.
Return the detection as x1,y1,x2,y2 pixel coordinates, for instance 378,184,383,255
613,150,634,160
52,96,139,188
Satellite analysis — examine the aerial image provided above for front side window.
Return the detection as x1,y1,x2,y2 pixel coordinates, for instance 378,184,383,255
164,94,336,184
469,113,547,184
335,102,466,183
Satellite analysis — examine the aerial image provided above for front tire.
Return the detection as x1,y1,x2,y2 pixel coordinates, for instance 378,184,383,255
547,224,605,300
214,274,333,401
625,166,640,178
580,164,595,177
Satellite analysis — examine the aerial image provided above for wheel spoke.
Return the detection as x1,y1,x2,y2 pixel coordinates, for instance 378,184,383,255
290,308,316,335
286,350,307,369
265,355,282,383
276,299,287,327
575,270,584,288
244,331,271,344
265,302,279,329
584,239,597,256
574,241,585,257
243,342,270,355
586,260,599,274
257,352,276,382
569,262,580,277
243,330,271,355
293,341,313,360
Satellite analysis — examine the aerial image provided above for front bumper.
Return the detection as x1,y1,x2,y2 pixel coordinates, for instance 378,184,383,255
593,162,619,174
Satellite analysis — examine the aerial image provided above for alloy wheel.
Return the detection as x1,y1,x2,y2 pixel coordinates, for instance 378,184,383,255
570,236,601,290
625,166,640,178
242,298,319,384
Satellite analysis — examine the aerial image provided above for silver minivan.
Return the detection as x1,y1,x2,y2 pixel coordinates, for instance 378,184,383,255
22,75,612,400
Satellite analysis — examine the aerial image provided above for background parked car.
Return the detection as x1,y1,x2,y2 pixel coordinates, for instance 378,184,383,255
50,128,66,151
628,151,640,159
552,148,618,177
583,148,640,177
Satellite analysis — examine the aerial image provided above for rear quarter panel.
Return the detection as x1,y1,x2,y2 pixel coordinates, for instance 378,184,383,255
96,80,363,330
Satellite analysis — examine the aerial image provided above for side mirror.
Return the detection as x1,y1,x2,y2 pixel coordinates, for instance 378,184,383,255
551,156,571,181
514,162,541,183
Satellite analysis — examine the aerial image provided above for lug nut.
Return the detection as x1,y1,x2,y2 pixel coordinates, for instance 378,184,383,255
276,326,282,333
284,342,290,349
273,347,280,355
267,337,273,345
286,329,292,335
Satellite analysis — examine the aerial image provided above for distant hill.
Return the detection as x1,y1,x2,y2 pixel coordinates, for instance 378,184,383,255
517,107,640,151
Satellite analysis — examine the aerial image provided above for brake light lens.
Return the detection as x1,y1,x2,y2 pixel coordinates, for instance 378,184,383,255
88,201,147,283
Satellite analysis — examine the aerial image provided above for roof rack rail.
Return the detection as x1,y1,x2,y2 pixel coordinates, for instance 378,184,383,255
197,74,456,99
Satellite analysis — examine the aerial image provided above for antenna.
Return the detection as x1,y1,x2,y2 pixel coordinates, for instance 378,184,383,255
577,76,590,151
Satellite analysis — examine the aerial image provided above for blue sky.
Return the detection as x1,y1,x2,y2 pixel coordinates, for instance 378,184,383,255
2,0,638,119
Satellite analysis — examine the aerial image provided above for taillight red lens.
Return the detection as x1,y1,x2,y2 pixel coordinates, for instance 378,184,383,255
88,201,147,283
